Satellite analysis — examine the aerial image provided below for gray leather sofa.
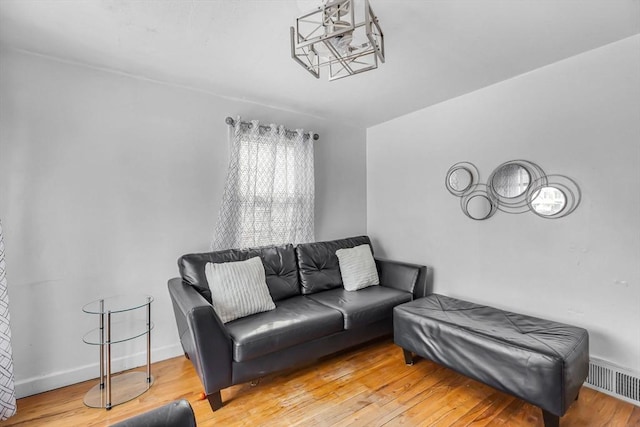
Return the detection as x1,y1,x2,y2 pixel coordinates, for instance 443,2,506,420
168,236,429,411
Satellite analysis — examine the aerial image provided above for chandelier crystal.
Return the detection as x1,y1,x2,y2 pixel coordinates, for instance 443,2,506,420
290,0,385,81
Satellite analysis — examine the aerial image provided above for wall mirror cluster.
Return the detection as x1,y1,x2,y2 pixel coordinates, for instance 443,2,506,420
445,160,581,221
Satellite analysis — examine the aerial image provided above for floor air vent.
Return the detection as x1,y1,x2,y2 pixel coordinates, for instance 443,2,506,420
585,358,640,406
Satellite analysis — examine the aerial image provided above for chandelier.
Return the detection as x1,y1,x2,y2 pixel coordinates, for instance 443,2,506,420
290,0,385,81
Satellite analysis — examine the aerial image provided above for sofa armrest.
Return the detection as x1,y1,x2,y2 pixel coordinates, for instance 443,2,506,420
168,277,233,394
375,258,431,299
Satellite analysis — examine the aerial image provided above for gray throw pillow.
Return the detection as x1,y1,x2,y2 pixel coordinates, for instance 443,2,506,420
336,244,380,291
205,256,276,323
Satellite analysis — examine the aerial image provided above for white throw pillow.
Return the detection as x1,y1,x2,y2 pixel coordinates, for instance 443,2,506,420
205,256,276,323
336,244,380,291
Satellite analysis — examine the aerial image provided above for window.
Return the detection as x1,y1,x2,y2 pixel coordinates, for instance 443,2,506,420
211,119,314,250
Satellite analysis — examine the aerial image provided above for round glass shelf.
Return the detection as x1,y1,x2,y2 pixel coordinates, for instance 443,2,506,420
84,372,155,408
82,321,155,345
82,294,153,314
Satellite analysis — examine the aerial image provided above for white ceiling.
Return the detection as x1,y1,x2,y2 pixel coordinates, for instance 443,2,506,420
1,0,638,128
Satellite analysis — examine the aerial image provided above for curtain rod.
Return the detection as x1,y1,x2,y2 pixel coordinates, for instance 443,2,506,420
225,117,319,141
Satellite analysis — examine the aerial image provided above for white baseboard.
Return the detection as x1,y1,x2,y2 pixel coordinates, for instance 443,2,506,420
14,343,183,399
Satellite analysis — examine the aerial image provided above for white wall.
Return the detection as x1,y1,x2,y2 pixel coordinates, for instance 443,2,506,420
0,48,367,397
367,36,640,371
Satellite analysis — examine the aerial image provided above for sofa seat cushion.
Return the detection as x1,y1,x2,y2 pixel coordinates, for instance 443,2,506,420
225,296,344,362
308,286,412,330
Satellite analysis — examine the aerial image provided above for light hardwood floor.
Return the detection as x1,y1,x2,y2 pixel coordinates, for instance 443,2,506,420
2,339,638,426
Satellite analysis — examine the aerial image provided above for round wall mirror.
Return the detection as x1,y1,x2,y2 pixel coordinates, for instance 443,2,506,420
449,168,473,192
491,164,531,198
466,195,493,220
531,186,566,216
445,162,479,197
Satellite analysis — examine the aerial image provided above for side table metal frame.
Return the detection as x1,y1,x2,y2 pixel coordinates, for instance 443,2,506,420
83,295,154,410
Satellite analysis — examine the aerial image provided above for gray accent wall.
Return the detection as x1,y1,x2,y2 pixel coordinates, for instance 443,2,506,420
0,48,366,397
367,35,640,372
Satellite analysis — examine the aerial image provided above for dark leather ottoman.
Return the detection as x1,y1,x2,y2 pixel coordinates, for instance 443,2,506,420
393,294,589,427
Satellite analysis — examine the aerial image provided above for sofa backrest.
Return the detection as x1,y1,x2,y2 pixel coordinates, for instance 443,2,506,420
178,243,300,303
295,235,372,295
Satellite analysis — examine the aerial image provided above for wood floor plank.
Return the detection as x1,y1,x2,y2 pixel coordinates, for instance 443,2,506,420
488,398,530,425
333,363,447,427
449,390,515,427
626,405,640,426
350,367,461,426
383,375,472,426
1,338,637,426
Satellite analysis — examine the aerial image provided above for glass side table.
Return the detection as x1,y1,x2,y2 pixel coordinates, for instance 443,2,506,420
82,295,154,410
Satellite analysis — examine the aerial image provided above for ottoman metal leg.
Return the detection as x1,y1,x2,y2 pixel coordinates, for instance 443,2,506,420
402,349,414,366
542,409,559,427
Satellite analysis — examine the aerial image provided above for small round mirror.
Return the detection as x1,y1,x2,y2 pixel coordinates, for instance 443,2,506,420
531,186,566,216
466,195,493,220
449,168,472,192
491,164,531,198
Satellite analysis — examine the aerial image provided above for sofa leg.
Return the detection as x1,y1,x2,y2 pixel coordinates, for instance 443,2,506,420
542,409,559,427
207,391,223,411
403,349,414,366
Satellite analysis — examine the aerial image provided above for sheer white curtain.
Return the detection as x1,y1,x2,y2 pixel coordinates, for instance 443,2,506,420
211,118,315,250
0,220,16,420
